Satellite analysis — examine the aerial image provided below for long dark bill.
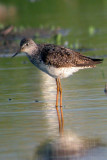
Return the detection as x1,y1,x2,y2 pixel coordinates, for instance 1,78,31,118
12,52,19,58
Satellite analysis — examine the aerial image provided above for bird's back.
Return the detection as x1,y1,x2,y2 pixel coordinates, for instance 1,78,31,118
38,44,102,68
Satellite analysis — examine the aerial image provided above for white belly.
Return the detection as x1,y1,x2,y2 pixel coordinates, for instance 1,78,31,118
46,66,81,78
37,62,83,79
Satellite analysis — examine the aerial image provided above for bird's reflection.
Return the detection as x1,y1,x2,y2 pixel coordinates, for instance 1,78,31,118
56,106,64,134
40,73,59,136
39,71,64,136
34,132,104,160
32,72,106,160
33,94,104,160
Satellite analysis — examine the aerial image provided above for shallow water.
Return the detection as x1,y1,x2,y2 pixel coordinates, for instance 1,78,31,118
0,55,107,160
0,0,107,159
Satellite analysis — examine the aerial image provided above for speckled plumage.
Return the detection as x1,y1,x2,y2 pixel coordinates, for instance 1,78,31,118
13,38,103,79
37,43,102,68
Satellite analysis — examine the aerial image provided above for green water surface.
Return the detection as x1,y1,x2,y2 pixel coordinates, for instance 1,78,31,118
0,0,107,159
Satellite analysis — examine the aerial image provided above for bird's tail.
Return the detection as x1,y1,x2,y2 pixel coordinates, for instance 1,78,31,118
90,58,103,64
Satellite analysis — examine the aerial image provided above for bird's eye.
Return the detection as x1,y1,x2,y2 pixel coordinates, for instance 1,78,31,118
26,43,29,46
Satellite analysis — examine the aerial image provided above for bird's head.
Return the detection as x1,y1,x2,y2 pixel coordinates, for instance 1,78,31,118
12,38,38,57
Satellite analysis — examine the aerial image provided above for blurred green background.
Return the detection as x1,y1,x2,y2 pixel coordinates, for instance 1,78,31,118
0,0,107,28
0,0,107,55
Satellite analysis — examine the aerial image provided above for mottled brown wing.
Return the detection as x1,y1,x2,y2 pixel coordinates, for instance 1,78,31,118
40,44,102,68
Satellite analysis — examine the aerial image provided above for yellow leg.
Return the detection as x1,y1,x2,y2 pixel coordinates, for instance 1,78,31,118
56,78,59,107
56,106,61,133
59,79,62,107
59,79,64,133
60,106,64,133
55,78,64,134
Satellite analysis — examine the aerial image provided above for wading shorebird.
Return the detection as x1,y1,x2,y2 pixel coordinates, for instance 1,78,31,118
12,38,103,108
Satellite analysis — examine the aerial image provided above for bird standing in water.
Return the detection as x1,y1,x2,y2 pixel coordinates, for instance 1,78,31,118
12,38,103,108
